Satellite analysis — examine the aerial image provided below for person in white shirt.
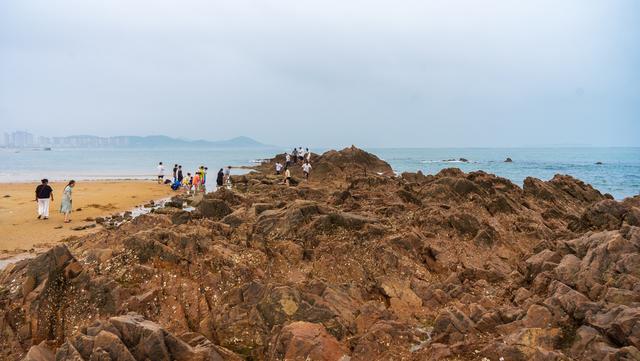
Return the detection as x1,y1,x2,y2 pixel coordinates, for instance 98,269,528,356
302,162,312,180
285,153,291,168
298,147,304,162
224,166,232,185
275,162,283,175
305,148,311,162
157,162,165,184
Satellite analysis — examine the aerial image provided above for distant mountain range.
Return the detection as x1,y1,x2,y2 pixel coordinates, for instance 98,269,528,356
22,135,274,148
115,135,272,148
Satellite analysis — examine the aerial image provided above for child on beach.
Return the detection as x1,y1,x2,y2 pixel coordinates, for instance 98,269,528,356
35,179,54,220
60,180,75,223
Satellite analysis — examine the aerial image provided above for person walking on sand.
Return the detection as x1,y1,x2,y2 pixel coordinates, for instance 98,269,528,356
157,162,165,184
35,179,54,220
60,180,75,223
302,161,312,180
217,168,224,188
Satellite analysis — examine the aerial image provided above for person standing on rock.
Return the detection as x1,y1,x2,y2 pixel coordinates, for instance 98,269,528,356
183,172,192,192
172,164,178,181
35,179,54,220
275,162,283,175
177,165,184,184
302,161,312,181
284,167,291,186
224,166,231,185
292,148,298,163
60,180,75,223
305,148,311,162
157,162,165,184
217,168,224,188
285,153,291,168
192,172,201,193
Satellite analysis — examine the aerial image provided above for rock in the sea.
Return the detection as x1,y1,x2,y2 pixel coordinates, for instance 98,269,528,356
504,157,513,162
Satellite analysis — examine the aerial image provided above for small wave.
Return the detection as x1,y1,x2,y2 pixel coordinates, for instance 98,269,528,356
421,159,469,164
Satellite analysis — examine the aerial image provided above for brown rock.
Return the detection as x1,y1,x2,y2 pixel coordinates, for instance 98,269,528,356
268,321,349,361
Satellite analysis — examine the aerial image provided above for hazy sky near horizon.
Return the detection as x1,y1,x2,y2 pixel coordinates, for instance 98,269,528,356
1,0,638,147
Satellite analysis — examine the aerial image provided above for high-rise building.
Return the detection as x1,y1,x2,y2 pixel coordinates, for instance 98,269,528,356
5,131,35,147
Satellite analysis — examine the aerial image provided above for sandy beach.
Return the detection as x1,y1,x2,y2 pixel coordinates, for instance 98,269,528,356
0,180,175,251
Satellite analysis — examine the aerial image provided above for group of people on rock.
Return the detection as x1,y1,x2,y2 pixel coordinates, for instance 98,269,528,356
275,147,313,186
34,178,75,222
157,162,232,193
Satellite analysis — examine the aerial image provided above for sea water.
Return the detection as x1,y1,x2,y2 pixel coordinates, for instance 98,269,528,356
0,147,638,199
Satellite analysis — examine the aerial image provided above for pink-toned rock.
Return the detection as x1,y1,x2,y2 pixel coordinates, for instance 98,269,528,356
268,322,349,361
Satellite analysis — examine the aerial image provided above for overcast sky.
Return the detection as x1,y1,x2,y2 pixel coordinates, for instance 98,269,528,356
1,0,638,147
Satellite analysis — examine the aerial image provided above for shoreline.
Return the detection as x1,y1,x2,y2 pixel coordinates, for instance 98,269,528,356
0,179,176,252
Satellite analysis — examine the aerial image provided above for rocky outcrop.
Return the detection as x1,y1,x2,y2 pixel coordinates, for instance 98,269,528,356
1,146,638,360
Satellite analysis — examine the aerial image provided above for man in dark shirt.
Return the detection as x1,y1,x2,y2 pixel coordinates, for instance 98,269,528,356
173,164,178,181
216,168,224,188
177,165,184,183
35,179,54,219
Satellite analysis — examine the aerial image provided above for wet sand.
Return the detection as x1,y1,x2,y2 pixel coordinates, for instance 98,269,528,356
0,180,175,252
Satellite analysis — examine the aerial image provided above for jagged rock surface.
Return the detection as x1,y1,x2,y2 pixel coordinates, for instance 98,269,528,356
1,147,638,360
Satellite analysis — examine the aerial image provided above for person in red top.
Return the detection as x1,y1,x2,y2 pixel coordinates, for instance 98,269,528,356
192,173,201,193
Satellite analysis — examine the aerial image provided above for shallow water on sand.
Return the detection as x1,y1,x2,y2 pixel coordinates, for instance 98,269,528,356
1,147,638,199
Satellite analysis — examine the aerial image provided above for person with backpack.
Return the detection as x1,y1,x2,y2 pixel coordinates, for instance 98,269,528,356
35,179,54,220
